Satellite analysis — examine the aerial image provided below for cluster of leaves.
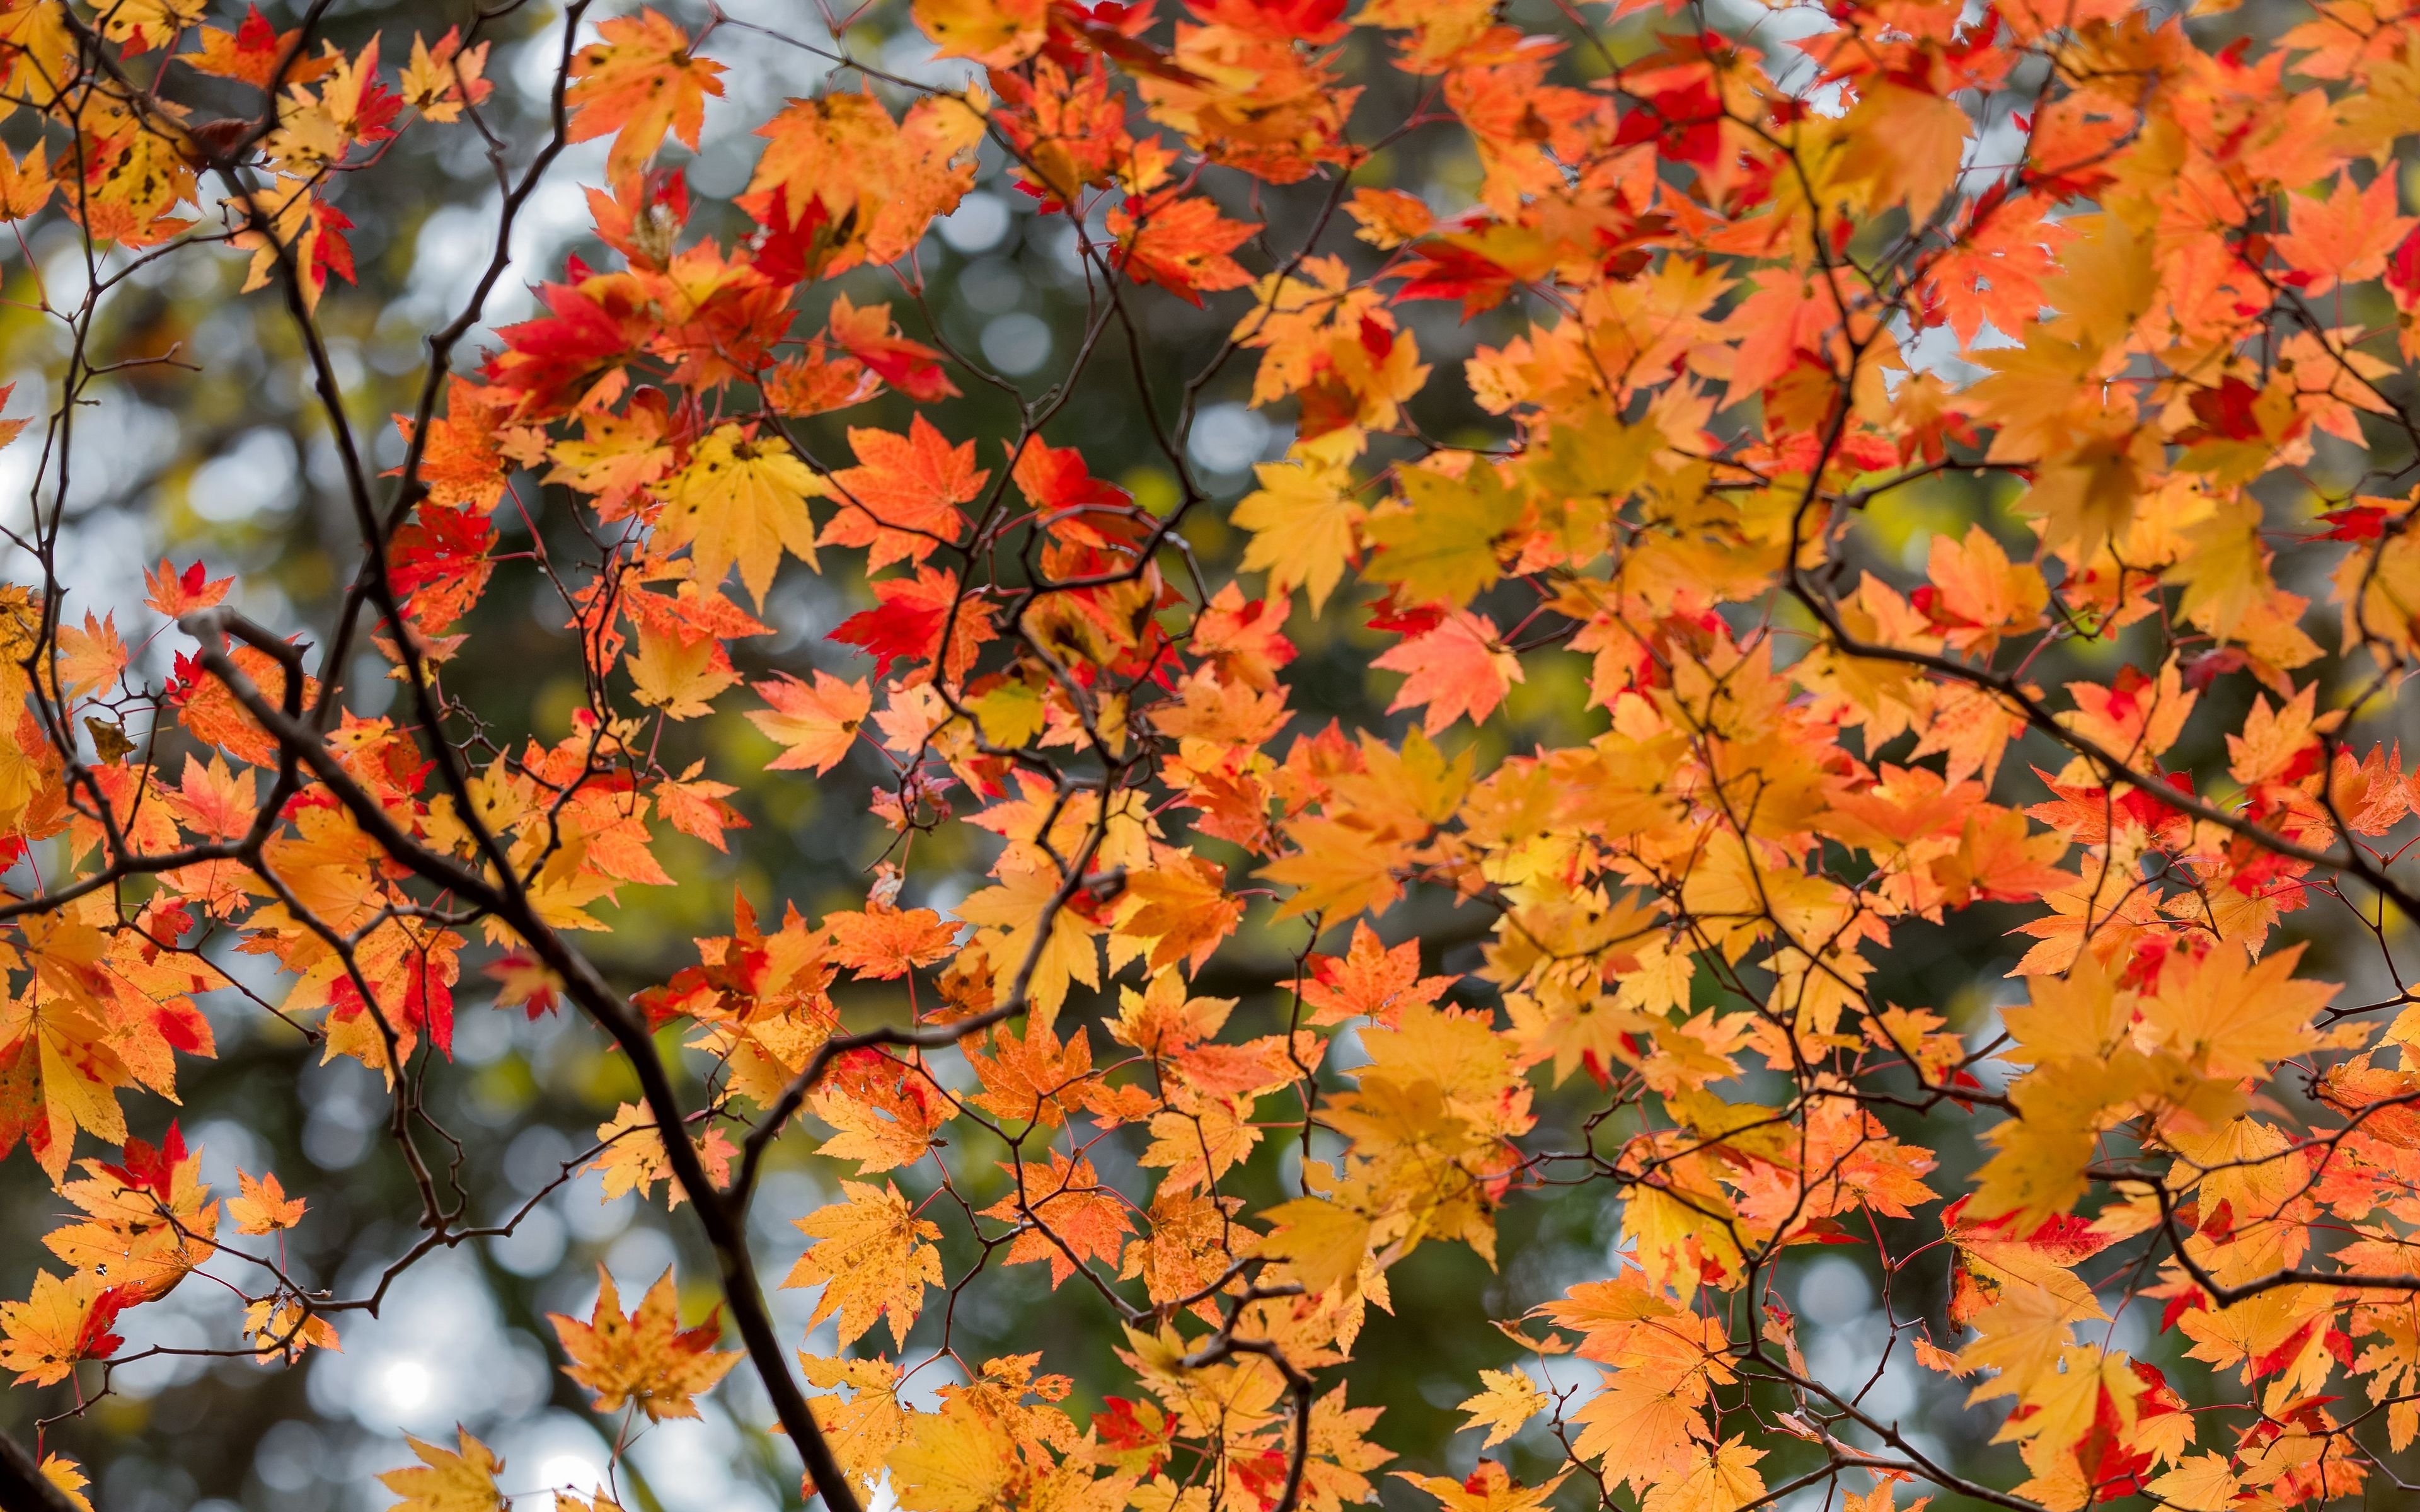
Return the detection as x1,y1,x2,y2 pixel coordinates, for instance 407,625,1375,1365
12,0,2420,1510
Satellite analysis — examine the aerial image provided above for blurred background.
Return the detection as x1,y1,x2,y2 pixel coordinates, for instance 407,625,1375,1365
0,0,2402,1508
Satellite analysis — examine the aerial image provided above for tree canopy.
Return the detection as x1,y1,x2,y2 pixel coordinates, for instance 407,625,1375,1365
7,1,2420,1511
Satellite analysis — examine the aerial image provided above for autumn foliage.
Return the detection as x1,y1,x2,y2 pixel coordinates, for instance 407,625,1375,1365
12,0,2420,1510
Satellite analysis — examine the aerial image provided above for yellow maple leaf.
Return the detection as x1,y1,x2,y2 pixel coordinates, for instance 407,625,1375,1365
1998,951,2132,1067
2169,495,2268,639
1260,1194,1374,1297
659,424,826,609
1139,1096,1262,1192
1263,817,1411,921
802,1352,909,1499
548,1264,741,1421
2144,1454,2242,1512
1807,79,1969,220
38,1455,93,1512
93,0,204,49
0,990,136,1180
0,141,50,221
913,0,1047,66
1456,1367,1547,1448
785,1179,944,1348
1957,1281,2102,1404
2138,942,2335,1080
885,1396,1018,1512
1640,1437,1765,1512
1115,849,1244,976
1364,461,1525,608
625,624,737,719
376,1429,507,1512
245,1297,341,1361
1395,1461,1565,1512
1233,456,1364,613
955,861,1103,1026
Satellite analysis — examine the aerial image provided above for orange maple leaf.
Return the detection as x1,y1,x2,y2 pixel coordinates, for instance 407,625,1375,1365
565,8,726,181
548,1264,741,1421
747,670,872,775
1110,191,1259,305
822,416,987,570
1371,609,1524,733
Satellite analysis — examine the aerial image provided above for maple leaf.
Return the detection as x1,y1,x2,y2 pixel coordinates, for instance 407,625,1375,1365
826,294,959,403
1117,849,1244,975
37,1456,93,1512
1234,457,1364,613
828,902,963,980
1346,186,1436,248
228,1167,306,1234
1396,1462,1564,1512
1300,921,1456,1026
822,416,986,570
1260,1194,1374,1295
659,424,826,609
1458,1368,1548,1448
143,558,233,617
885,1397,1020,1512
1110,191,1259,305
964,1016,1095,1128
829,564,994,680
565,8,726,181
54,611,127,701
1373,609,1524,733
0,142,51,221
1364,462,1524,609
2273,169,2413,297
2137,941,2335,1079
399,29,494,123
1264,817,1412,921
0,1270,132,1385
585,1102,734,1206
748,670,872,774
176,642,321,767
2227,682,2334,788
1568,1368,1707,1487
0,990,139,1181
981,1151,1135,1286
1641,1438,1766,1512
95,0,206,52
785,1179,945,1348
955,860,1103,1025
43,1124,222,1298
914,0,1048,67
245,1297,340,1361
2145,1455,2240,1512
548,1264,740,1421
376,1429,507,1512
179,5,331,88
625,624,735,718
1139,1096,1262,1191
1916,526,2047,655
